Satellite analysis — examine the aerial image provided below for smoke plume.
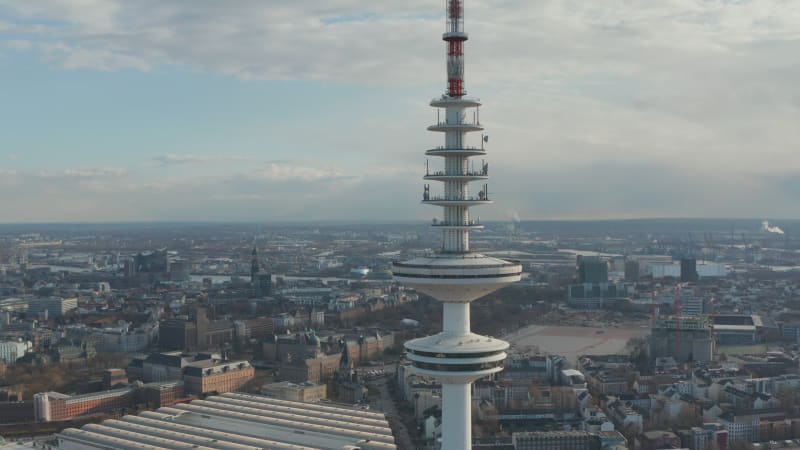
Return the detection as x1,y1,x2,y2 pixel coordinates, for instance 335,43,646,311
762,220,785,235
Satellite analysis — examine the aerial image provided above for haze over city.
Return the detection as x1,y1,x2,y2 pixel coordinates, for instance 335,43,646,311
1,1,799,223
5,2,800,450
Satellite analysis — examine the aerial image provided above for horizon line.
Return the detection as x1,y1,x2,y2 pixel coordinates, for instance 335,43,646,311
0,217,796,227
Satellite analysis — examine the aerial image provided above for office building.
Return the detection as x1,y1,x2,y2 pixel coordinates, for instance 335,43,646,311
512,430,626,450
261,381,327,402
159,307,234,352
680,258,699,282
578,256,609,284
0,340,30,364
27,297,77,318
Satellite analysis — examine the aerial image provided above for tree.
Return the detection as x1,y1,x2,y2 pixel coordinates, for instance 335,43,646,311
626,336,649,368
777,384,799,414
674,404,702,428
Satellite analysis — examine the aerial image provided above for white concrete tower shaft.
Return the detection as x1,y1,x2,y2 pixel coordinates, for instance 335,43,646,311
392,1,522,449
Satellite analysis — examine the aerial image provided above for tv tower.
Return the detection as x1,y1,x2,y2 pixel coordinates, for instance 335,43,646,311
392,1,522,449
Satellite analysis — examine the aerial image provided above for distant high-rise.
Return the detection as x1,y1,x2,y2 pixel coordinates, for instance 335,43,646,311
250,245,259,284
391,2,523,449
680,258,699,282
577,256,608,284
250,245,272,297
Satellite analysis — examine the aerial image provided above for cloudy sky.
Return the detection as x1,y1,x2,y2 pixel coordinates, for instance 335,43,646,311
1,0,798,223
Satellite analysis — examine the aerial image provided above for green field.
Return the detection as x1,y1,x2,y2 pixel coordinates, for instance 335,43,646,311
717,344,768,355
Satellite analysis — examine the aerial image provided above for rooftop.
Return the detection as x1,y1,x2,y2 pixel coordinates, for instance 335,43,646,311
56,392,395,450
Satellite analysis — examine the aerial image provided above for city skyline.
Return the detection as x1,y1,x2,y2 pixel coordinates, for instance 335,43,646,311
1,1,799,223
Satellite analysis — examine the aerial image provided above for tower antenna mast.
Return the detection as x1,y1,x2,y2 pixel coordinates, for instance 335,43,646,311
392,2,523,449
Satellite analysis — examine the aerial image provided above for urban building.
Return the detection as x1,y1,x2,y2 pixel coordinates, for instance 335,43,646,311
233,316,274,342
650,316,713,363
261,381,327,402
578,256,609,284
97,328,153,353
134,249,169,274
680,258,699,282
638,430,681,450
0,339,30,364
250,246,272,297
102,368,128,389
129,351,197,382
624,260,640,281
127,351,252,394
158,317,197,351
716,413,760,444
51,341,96,363
566,282,633,309
141,381,185,408
182,359,254,394
27,297,77,318
159,307,234,352
512,430,626,450
278,351,341,384
713,315,760,345
34,388,136,422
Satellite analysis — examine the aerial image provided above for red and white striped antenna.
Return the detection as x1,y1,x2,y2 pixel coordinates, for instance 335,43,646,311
444,0,467,97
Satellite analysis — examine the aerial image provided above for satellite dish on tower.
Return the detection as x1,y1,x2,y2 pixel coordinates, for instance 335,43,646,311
483,135,489,142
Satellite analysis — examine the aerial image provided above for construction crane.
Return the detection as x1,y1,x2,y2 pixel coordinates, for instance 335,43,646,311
651,291,657,327
709,297,717,355
675,284,683,358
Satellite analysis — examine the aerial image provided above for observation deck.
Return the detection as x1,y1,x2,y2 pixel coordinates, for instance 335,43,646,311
422,196,491,207
425,146,486,157
431,221,484,230
423,170,488,182
392,254,522,303
404,332,509,383
442,31,468,41
427,121,484,133
430,96,481,108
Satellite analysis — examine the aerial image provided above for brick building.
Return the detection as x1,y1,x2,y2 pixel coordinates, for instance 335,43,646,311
159,307,234,352
233,317,274,342
141,381,185,408
128,352,251,395
264,329,389,366
183,360,254,394
102,368,128,389
279,352,341,384
34,388,136,422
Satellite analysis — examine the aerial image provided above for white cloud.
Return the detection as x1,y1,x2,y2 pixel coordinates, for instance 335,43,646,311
0,1,798,221
5,39,32,50
41,43,152,71
35,167,128,179
248,163,352,183
154,154,287,166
